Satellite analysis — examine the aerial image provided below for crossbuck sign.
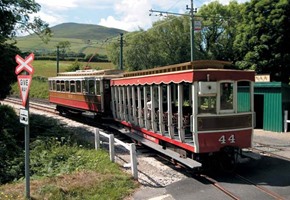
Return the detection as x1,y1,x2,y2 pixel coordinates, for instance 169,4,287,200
15,53,34,107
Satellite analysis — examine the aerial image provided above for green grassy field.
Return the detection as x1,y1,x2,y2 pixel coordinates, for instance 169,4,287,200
17,37,108,55
32,60,115,77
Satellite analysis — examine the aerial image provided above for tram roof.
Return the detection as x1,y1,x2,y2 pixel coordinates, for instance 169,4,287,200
111,61,255,86
48,69,124,80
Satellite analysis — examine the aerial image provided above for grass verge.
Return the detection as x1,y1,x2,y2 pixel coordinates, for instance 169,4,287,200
0,111,138,200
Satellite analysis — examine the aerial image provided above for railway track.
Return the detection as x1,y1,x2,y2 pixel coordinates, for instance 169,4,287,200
252,142,290,162
194,142,290,200
197,172,286,200
3,97,56,114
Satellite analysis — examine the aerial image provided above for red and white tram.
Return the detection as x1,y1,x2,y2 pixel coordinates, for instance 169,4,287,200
48,60,256,168
110,60,255,168
48,69,123,115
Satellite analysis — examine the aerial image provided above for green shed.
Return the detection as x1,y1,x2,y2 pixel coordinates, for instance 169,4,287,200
254,82,290,132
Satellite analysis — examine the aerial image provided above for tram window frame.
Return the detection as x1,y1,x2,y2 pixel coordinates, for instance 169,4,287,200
96,80,100,95
48,81,53,90
219,81,234,113
60,81,65,92
88,79,95,95
52,80,56,91
65,80,70,92
198,95,217,114
56,80,61,91
70,80,76,93
82,80,87,93
76,80,81,93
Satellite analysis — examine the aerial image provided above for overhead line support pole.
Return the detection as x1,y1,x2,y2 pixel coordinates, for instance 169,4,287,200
120,33,123,70
190,0,194,61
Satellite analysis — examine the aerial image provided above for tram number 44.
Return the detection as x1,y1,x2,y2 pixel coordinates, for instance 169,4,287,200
218,135,236,144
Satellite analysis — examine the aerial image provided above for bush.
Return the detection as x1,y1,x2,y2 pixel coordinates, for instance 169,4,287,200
66,60,81,72
0,105,24,184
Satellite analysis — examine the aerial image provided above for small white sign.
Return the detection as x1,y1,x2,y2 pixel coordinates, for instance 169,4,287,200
255,74,270,82
194,21,202,31
20,108,29,125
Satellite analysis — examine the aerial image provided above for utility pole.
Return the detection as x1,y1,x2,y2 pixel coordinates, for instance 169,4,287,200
56,46,60,75
149,0,197,61
188,0,195,61
119,33,123,70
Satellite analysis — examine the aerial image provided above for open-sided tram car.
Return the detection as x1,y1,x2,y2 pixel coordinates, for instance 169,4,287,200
110,60,255,168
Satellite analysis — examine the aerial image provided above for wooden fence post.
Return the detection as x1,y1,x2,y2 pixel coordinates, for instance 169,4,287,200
109,134,115,162
95,128,100,150
130,143,138,179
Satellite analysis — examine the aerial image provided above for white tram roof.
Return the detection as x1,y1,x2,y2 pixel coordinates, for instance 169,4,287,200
111,60,255,86
48,69,124,81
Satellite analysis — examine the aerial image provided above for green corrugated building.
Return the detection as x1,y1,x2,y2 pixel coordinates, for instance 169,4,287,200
254,82,290,132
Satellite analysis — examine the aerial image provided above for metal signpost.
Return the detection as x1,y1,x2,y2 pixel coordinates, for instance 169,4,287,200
15,53,34,199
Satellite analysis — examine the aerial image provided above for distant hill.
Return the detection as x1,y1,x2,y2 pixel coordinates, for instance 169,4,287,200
49,22,127,40
16,23,127,56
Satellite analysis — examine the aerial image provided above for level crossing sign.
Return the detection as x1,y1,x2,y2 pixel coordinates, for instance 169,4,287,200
15,53,34,75
15,53,34,107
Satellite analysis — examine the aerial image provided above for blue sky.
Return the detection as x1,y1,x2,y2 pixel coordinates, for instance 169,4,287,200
34,0,248,32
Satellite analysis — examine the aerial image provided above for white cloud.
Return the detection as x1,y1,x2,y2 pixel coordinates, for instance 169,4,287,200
36,0,79,10
99,0,153,31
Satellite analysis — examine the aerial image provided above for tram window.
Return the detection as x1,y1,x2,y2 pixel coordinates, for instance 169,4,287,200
60,81,65,91
70,80,75,93
48,81,53,90
96,81,100,95
65,81,70,92
56,81,61,91
198,96,216,114
237,81,251,112
76,81,81,93
82,80,87,93
220,82,233,110
88,80,95,95
53,81,56,91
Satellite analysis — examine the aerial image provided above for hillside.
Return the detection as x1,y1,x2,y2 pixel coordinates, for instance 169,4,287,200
16,23,127,55
50,22,127,40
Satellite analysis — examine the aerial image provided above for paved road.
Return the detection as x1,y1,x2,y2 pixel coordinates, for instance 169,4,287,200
132,129,290,200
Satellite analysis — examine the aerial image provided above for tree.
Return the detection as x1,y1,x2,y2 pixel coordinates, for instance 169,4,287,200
107,16,192,71
57,41,71,60
0,43,20,98
234,0,290,82
0,0,51,99
195,1,243,61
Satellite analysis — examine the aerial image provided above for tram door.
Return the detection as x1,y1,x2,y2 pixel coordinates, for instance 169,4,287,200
103,80,111,112
254,94,264,128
